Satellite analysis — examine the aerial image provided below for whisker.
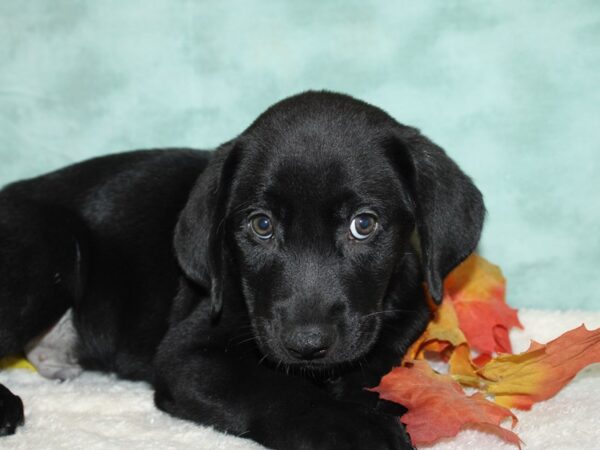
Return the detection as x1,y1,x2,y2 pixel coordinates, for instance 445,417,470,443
235,336,259,345
359,309,419,321
228,330,254,341
257,354,269,366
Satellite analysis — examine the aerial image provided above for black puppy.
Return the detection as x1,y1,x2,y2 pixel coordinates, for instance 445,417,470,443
0,91,484,448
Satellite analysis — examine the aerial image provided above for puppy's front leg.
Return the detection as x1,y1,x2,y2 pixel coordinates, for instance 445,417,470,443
153,308,414,450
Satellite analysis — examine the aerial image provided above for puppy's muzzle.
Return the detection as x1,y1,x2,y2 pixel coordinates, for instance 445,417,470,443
282,325,337,360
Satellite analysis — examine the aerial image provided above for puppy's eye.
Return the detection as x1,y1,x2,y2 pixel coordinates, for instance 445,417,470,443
349,214,378,240
250,214,274,240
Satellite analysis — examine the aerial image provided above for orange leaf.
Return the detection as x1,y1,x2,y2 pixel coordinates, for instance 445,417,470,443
448,344,479,387
422,299,467,349
444,254,522,354
371,360,521,447
405,297,467,361
404,333,427,361
404,291,482,385
473,352,493,367
479,325,600,410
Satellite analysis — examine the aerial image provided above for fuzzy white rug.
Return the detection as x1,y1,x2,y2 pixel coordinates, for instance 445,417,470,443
1,309,599,450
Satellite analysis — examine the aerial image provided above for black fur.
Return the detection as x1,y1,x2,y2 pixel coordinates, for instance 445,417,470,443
0,92,484,448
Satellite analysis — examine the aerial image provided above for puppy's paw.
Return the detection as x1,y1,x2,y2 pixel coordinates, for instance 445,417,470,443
0,384,24,436
332,406,414,450
283,402,414,450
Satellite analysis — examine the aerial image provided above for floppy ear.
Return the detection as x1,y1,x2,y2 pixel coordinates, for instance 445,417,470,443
173,140,240,320
388,127,485,304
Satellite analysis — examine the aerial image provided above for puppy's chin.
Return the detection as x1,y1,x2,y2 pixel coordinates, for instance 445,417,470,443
259,346,366,372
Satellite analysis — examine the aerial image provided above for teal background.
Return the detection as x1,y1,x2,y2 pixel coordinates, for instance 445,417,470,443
1,1,598,310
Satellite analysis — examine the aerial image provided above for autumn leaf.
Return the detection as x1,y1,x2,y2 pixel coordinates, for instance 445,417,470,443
405,299,466,360
448,344,479,387
0,354,36,371
382,254,600,447
444,254,522,354
472,352,493,367
407,254,521,368
371,360,521,447
402,291,483,387
479,325,600,410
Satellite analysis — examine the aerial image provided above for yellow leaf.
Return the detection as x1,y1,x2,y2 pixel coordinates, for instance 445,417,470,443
405,296,467,361
478,325,600,410
445,254,522,354
0,355,36,371
449,344,480,387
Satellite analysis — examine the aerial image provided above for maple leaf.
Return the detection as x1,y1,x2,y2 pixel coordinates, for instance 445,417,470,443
448,343,480,387
407,255,522,371
444,254,522,354
405,299,467,360
402,295,481,386
383,254,599,446
371,360,520,447
0,354,36,371
478,325,600,410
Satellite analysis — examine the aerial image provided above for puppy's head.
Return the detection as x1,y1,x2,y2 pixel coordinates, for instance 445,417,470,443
175,92,484,367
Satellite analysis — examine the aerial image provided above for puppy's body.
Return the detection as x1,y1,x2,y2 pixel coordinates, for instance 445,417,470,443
0,149,210,380
0,92,484,449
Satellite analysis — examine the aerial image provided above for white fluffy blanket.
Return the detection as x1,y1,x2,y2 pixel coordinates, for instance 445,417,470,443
1,309,599,450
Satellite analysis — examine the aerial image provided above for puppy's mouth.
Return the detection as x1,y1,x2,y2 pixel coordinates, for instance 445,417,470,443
251,315,382,369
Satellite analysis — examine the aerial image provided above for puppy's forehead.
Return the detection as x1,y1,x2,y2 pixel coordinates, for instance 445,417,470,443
233,92,408,211
240,133,398,211
268,149,352,203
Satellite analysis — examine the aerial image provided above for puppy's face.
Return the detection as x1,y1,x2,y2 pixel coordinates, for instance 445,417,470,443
227,124,416,367
175,92,485,369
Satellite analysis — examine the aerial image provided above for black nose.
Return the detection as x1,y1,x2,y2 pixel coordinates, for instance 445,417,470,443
283,325,336,360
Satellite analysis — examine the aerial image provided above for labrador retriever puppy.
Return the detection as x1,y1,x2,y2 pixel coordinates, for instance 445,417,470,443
0,91,484,448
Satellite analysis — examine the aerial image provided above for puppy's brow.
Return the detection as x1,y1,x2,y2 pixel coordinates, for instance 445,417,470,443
324,190,358,210
262,186,357,209
262,188,286,208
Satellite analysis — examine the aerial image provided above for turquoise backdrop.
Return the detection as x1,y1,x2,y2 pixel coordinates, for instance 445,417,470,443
1,1,598,309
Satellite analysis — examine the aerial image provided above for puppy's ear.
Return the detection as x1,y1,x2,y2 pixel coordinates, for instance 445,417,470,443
388,127,485,304
173,140,240,320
